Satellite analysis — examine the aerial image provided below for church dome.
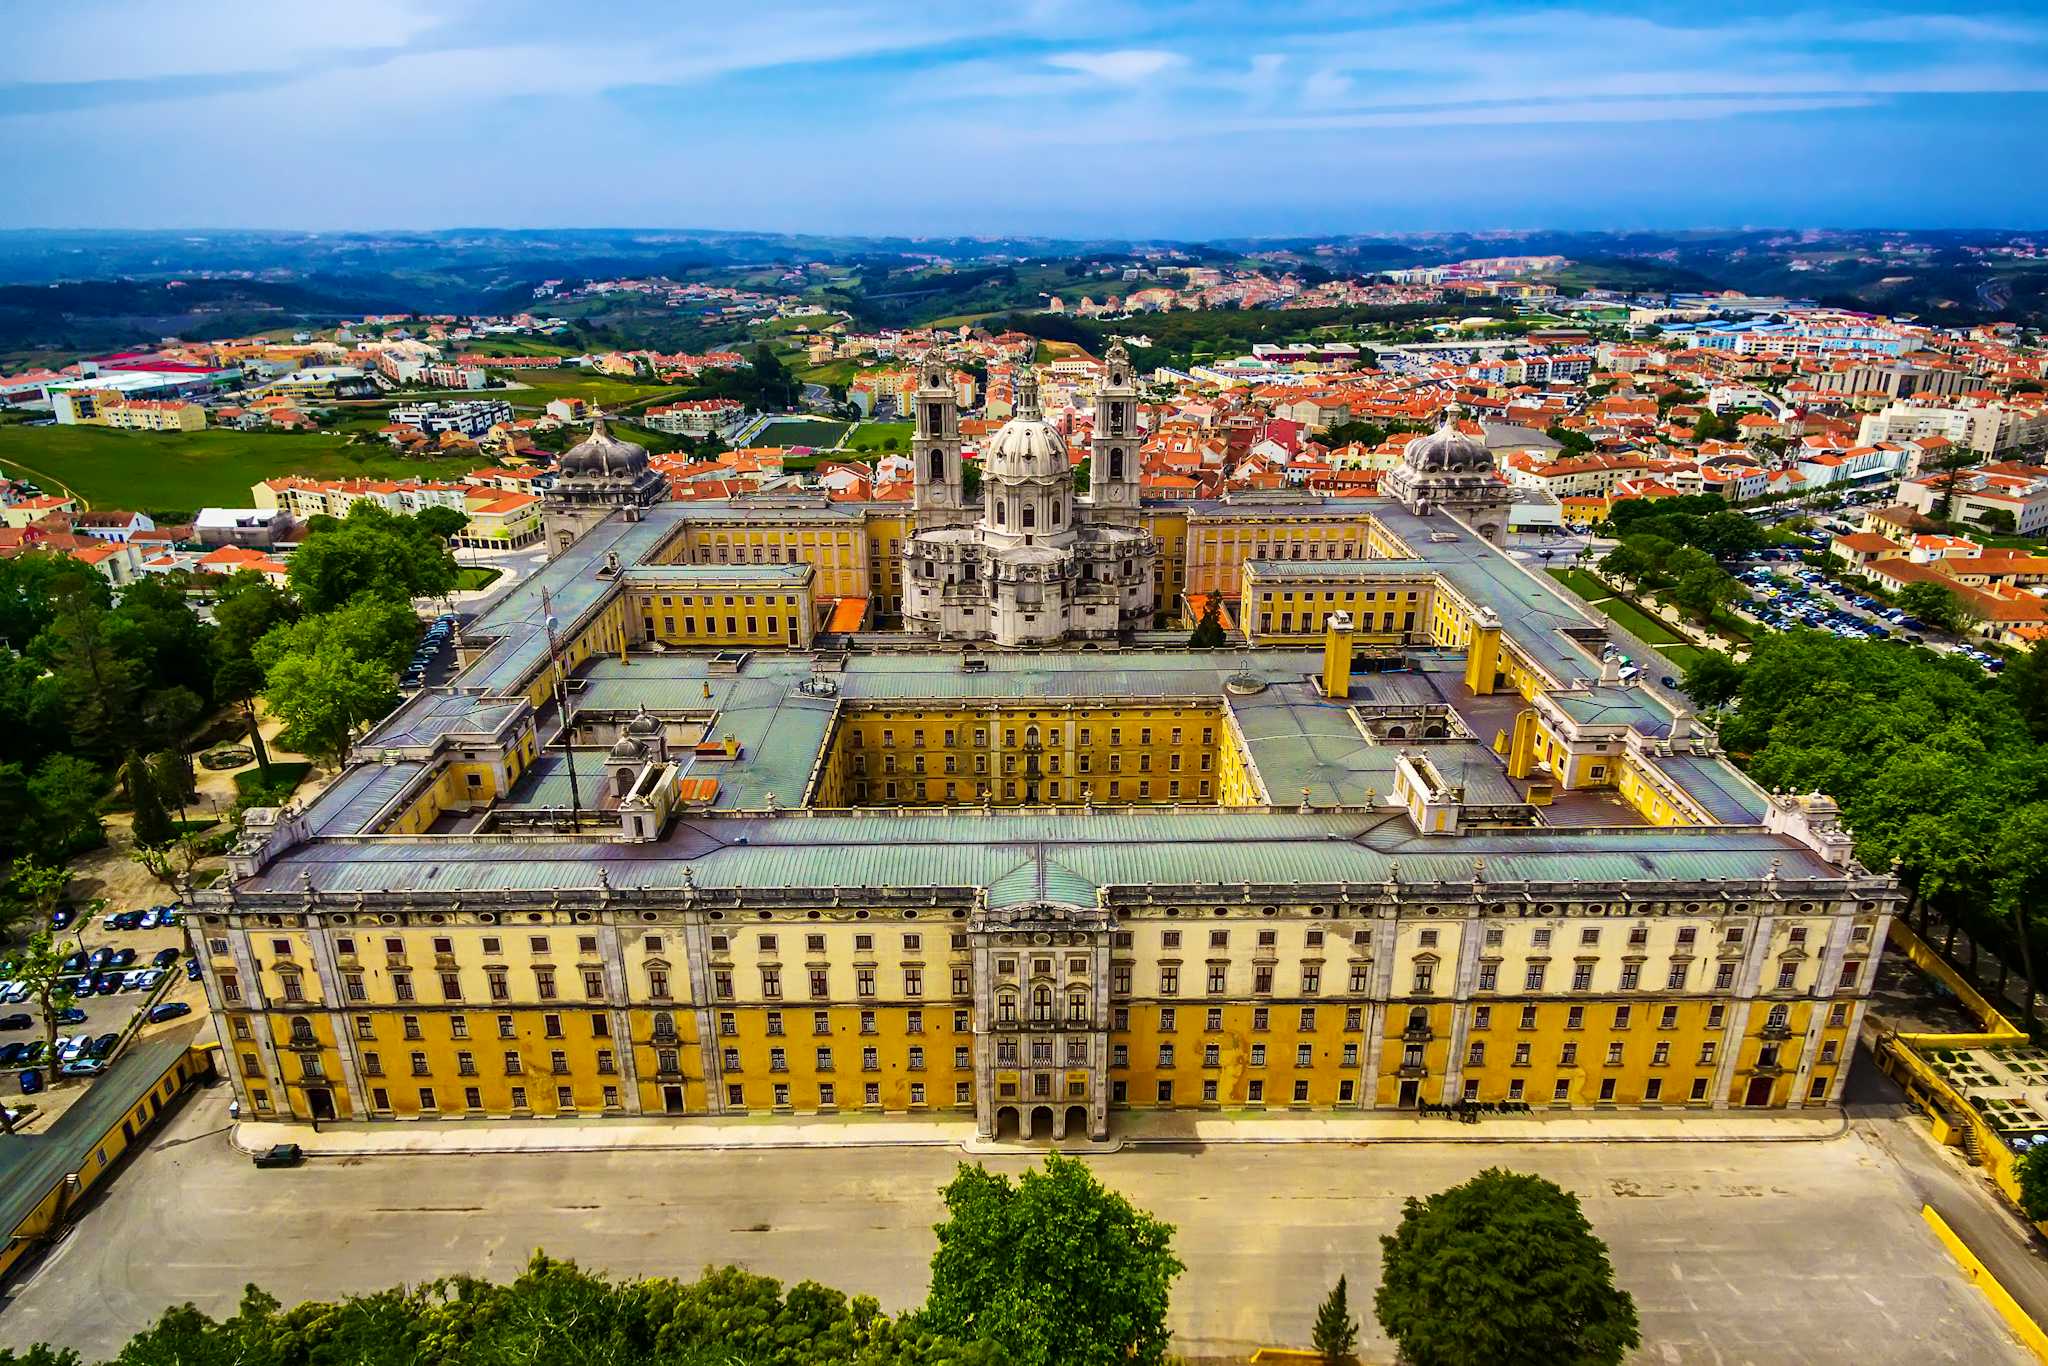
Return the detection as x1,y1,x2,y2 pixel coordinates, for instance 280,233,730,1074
983,414,1068,480
982,366,1067,480
1404,407,1492,474
559,413,650,480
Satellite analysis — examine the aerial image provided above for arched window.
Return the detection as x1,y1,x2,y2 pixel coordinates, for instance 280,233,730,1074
1032,986,1052,1022
1407,1006,1428,1031
1068,992,1089,1024
998,992,1018,1023
1109,447,1124,479
930,449,945,480
1022,504,1036,528
290,1017,315,1046
1025,725,1040,746
1766,1003,1788,1030
652,1010,676,1040
1051,502,1063,525
994,502,1006,525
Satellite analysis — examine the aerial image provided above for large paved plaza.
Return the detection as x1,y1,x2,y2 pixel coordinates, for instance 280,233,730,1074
0,1081,2035,1364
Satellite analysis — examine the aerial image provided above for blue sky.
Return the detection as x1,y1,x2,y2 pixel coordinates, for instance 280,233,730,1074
3,0,2046,236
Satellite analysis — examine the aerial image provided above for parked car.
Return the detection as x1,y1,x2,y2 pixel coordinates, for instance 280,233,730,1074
147,1001,191,1023
93,975,122,996
60,951,87,975
108,947,136,968
58,1056,105,1078
19,1069,42,1095
152,948,180,968
0,1043,27,1066
184,959,201,982
49,907,73,930
55,1006,85,1025
0,1013,28,1031
252,1143,304,1169
86,947,113,971
90,1032,119,1059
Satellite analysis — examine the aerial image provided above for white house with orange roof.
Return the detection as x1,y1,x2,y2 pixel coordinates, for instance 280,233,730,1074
1,495,78,529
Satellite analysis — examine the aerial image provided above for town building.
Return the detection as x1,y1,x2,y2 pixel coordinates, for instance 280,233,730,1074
389,400,515,438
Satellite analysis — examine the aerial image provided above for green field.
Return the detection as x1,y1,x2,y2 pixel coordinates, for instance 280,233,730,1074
461,336,579,357
844,421,913,452
1546,568,1612,603
1582,593,1688,646
0,425,481,514
490,367,687,409
750,417,849,450
796,358,861,387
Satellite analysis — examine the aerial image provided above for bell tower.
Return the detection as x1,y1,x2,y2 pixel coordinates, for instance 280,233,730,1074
1088,338,1141,523
911,351,967,524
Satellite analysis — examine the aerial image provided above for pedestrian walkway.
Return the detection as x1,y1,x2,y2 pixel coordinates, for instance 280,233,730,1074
233,1104,1846,1159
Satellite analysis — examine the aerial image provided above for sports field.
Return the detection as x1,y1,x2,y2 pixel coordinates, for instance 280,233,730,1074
751,417,849,449
0,424,478,514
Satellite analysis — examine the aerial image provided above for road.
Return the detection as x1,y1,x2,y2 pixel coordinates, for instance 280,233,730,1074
0,1079,2032,1364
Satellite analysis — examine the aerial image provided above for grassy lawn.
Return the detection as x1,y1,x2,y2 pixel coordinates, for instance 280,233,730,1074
233,761,313,806
752,314,841,336
1657,644,1710,670
1591,594,1688,647
490,367,688,409
455,566,503,590
460,336,580,357
0,425,480,514
796,358,861,387
844,421,913,452
751,417,849,449
926,311,1008,329
1546,567,1614,602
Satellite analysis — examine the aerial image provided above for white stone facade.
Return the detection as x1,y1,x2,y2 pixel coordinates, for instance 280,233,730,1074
902,343,1156,645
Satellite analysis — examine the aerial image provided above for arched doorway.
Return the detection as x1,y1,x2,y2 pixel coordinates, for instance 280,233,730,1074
1064,1105,1091,1140
1031,1105,1056,1141
993,1106,1020,1140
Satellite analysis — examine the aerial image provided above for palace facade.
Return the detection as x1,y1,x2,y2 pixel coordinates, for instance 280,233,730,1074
193,374,1895,1141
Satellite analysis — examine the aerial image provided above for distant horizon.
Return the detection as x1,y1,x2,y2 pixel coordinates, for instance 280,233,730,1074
0,224,2044,245
3,2,2046,234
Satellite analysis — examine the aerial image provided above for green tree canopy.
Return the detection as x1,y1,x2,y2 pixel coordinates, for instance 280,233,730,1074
1375,1168,1640,1366
286,503,459,612
1189,595,1227,648
262,643,399,768
923,1154,1181,1366
126,752,175,850
255,595,422,677
210,570,299,664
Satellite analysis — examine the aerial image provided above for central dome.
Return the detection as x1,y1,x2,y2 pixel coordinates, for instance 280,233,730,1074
983,413,1068,480
1404,407,1492,474
982,365,1067,481
559,413,650,480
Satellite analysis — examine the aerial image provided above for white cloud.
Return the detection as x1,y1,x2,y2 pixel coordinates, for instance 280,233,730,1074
1046,49,1186,83
0,0,450,84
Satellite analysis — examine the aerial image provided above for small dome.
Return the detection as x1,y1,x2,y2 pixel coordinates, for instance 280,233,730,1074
1404,407,1492,474
625,706,661,737
559,413,649,480
609,733,649,762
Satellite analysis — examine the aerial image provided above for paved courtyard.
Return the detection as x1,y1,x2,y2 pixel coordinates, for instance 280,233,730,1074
0,1084,2033,1364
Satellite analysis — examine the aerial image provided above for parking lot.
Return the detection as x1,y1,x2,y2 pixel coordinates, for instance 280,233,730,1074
0,898,203,1122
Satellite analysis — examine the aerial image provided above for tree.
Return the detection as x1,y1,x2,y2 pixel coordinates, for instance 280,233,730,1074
214,657,272,776
263,643,399,769
1376,1168,1639,1366
924,1153,1182,1366
2,857,70,940
2004,642,2048,742
413,504,471,544
1669,562,1737,626
1989,803,2048,1030
26,755,104,855
209,570,298,664
1596,543,1652,586
30,591,140,761
11,932,79,1095
254,595,422,677
126,752,175,851
286,503,458,612
2019,1143,2048,1223
1680,650,1745,707
1189,595,1227,648
1312,1275,1359,1365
